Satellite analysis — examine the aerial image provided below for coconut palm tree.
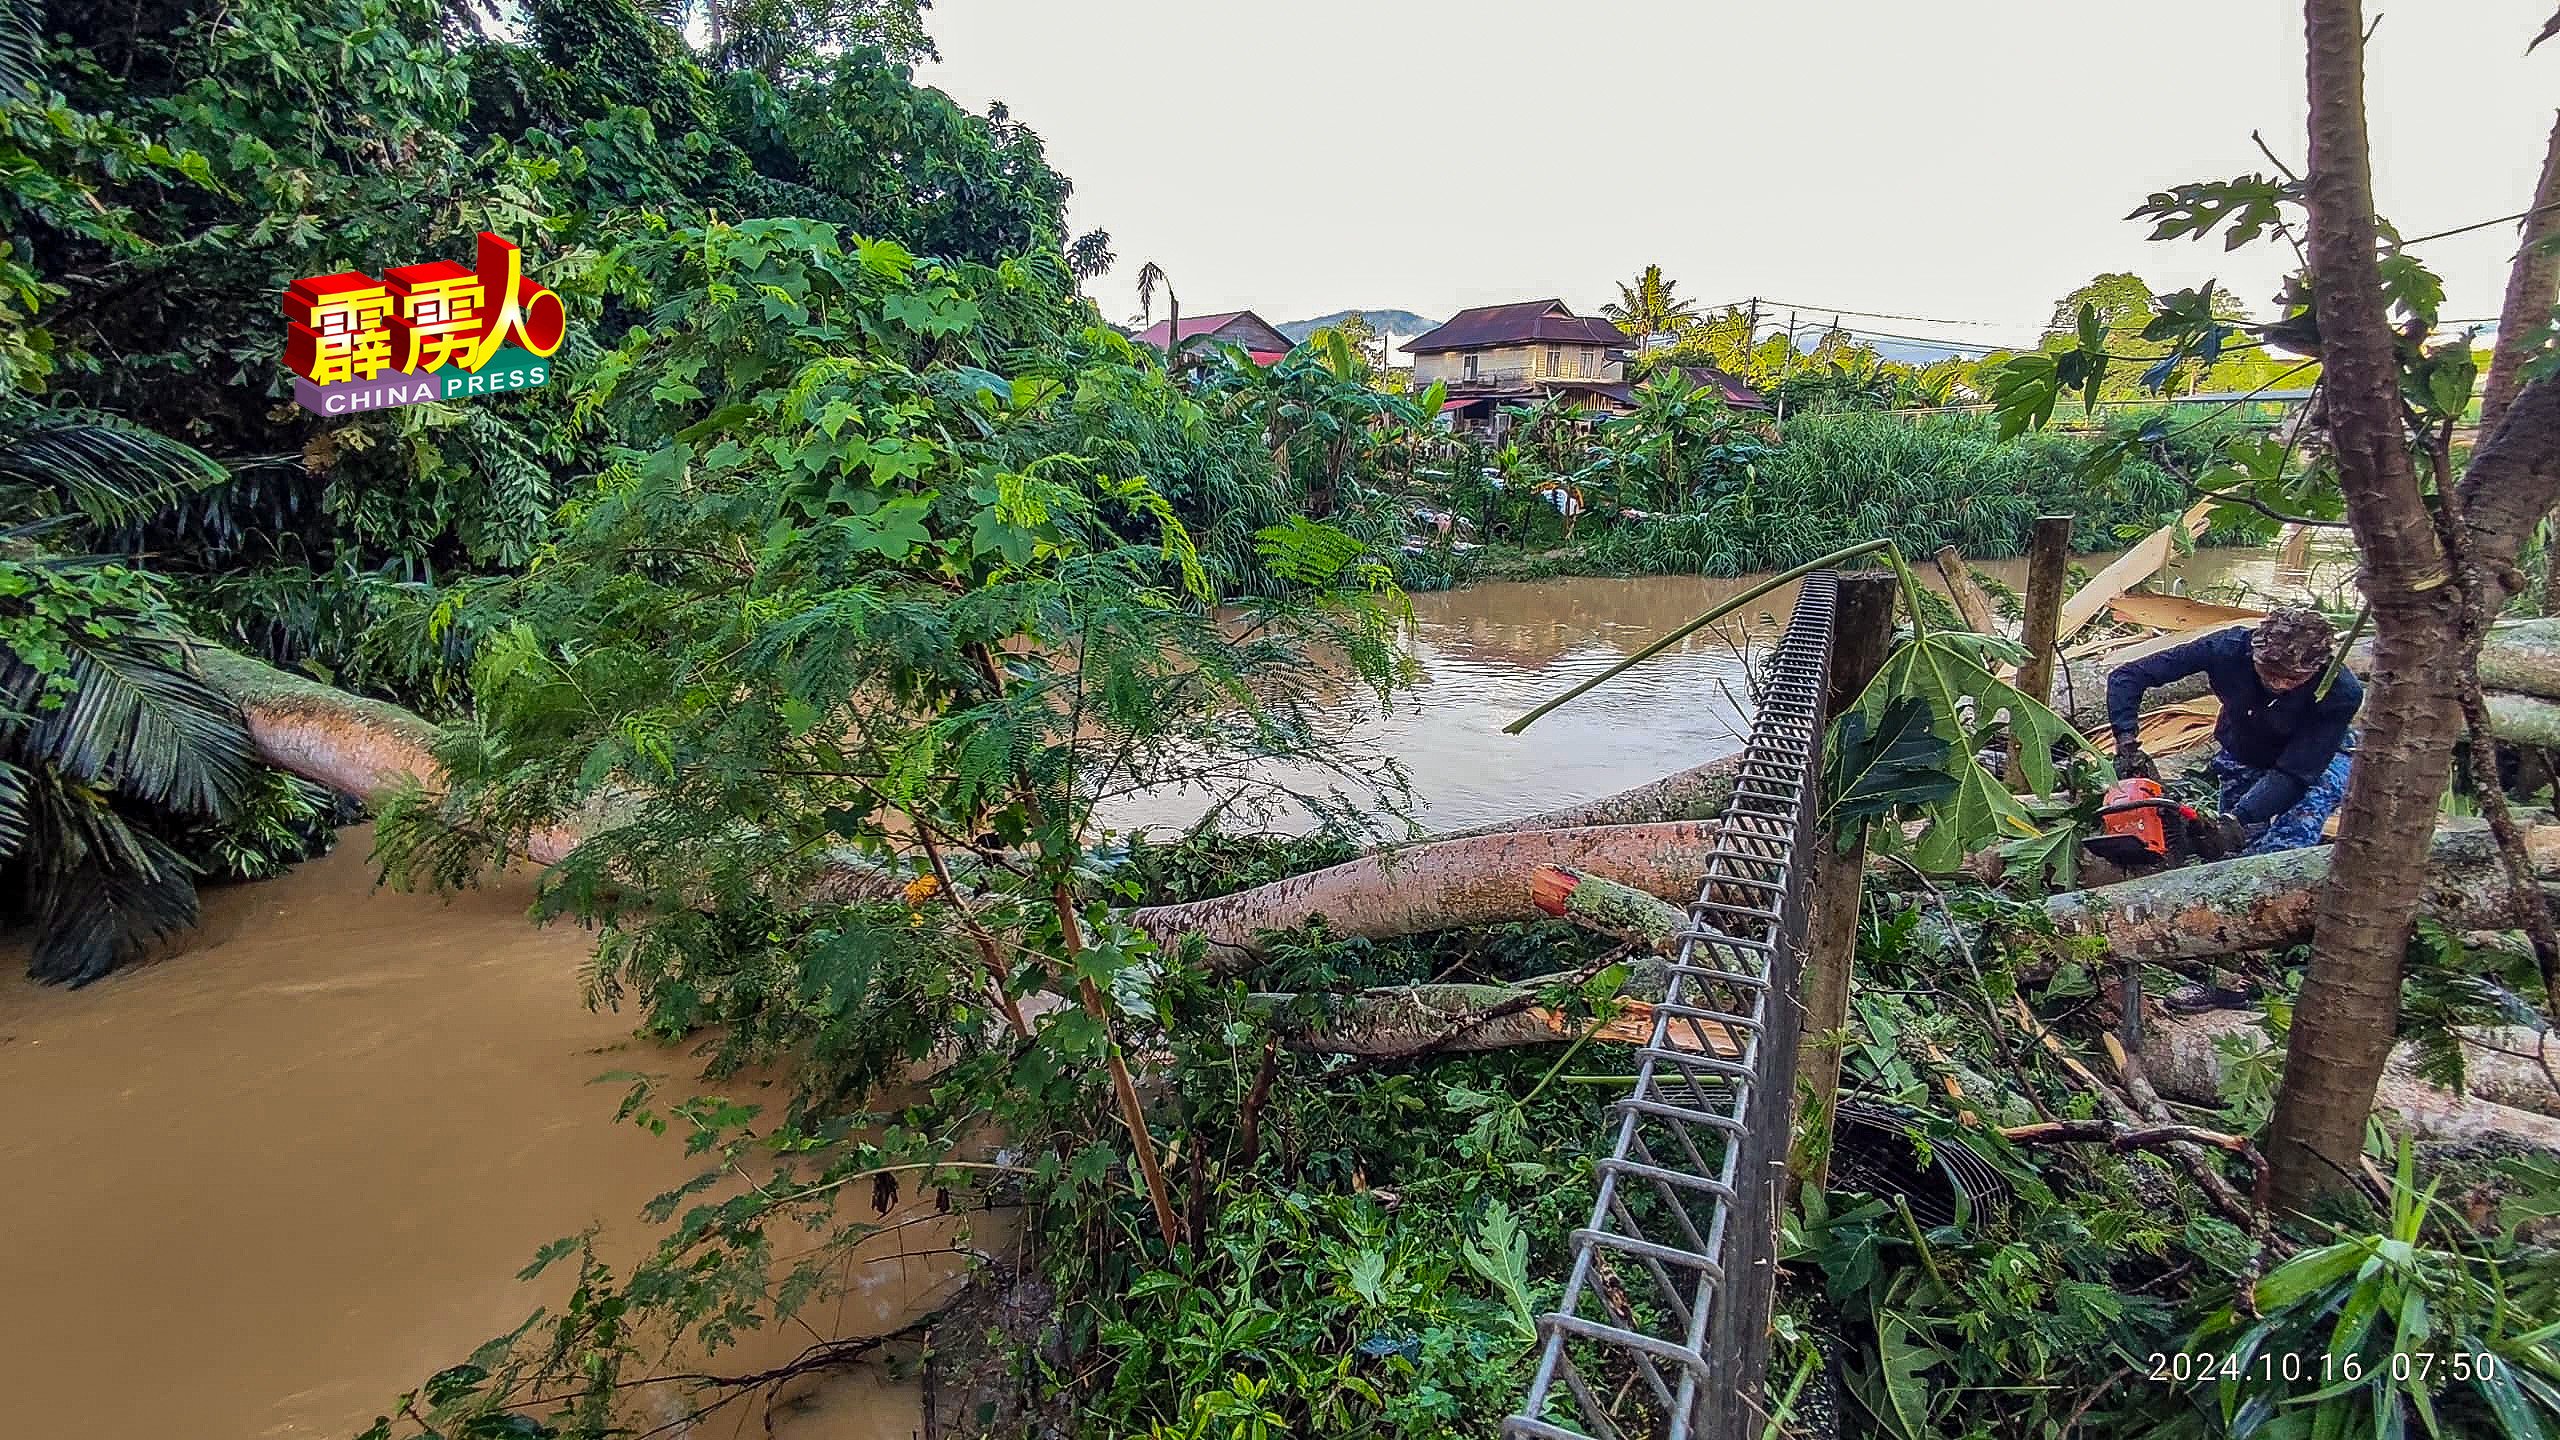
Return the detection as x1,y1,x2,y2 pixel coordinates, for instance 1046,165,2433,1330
1601,264,1704,340
1134,260,1183,370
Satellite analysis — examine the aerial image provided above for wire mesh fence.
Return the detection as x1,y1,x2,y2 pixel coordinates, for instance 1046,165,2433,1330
1503,571,1839,1440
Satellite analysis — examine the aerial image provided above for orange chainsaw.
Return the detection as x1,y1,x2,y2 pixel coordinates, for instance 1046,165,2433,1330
2085,777,2230,868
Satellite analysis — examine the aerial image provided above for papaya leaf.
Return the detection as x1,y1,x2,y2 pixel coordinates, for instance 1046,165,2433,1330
1825,694,1957,833
1852,631,2089,871
1998,817,2083,891
1877,1315,1941,1438
2129,174,2298,250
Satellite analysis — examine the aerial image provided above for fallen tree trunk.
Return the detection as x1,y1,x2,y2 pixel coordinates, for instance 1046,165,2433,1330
2434,1025,2560,1119
2477,618,2560,698
2489,692,2560,749
1130,821,1721,963
2043,824,2560,965
1267,981,1735,1058
195,647,904,901
1530,865,1688,953
2143,1009,2560,1150
192,648,590,864
200,645,2560,976
195,648,441,808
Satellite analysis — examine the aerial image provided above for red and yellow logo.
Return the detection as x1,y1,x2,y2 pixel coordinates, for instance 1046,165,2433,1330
282,232,565,414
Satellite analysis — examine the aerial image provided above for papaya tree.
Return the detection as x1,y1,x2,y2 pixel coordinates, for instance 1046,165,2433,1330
1988,0,2560,1208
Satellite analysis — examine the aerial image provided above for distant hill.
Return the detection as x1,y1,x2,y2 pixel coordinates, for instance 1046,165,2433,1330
1277,308,1441,343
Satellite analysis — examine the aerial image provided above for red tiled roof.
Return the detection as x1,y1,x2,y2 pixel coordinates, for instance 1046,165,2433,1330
1403,300,1627,354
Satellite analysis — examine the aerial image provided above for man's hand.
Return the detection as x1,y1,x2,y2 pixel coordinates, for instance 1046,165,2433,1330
2112,736,2159,781
2186,812,2250,861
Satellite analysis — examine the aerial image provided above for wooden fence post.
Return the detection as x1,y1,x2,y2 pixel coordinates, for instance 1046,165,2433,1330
1790,569,1898,1192
1933,544,1999,635
2018,515,2073,706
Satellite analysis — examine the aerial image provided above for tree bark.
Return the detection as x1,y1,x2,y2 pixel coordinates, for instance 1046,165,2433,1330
2145,1008,2560,1150
1795,571,1898,1189
1130,821,1723,964
196,647,899,903
2489,114,2560,445
189,647,589,862
2017,516,2072,708
2476,618,2560,696
1263,981,1736,1059
2269,0,2473,1211
1529,865,1688,952
2488,691,2560,748
2045,823,2560,964
1933,545,2001,634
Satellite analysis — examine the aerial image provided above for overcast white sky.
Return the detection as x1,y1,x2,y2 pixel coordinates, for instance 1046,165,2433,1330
920,1,2558,347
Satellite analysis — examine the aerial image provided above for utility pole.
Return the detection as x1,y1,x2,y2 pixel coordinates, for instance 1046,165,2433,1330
1774,309,1798,425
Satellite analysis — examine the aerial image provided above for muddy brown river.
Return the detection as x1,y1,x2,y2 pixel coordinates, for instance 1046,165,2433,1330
0,549,2334,1438
0,838,981,1440
1108,543,2347,835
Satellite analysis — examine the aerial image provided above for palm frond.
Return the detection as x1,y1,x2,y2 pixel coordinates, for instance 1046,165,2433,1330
20,789,197,978
0,0,38,97
16,773,201,986
0,755,24,861
0,407,228,531
0,632,258,817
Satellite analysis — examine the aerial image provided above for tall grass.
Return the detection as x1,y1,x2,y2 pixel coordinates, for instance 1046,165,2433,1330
1574,411,2204,578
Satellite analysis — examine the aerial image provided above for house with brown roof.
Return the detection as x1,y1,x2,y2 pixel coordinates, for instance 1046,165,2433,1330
1675,365,1772,413
1130,309,1295,364
1402,300,1637,433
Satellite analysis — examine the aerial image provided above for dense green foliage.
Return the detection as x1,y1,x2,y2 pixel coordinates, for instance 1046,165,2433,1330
0,400,341,980
10,0,1092,684
1574,411,2207,576
0,533,253,982
17,3,2546,1437
1408,397,2229,583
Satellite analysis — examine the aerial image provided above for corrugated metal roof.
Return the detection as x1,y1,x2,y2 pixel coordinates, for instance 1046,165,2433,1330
1403,300,1627,354
1679,365,1772,411
1130,311,1254,349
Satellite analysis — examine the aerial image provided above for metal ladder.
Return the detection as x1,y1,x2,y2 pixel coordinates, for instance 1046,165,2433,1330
1504,571,1838,1440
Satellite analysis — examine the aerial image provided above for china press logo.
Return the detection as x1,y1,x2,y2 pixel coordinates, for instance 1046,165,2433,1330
282,231,565,415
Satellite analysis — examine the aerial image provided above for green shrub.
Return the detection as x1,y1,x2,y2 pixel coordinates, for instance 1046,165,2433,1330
1574,411,2198,577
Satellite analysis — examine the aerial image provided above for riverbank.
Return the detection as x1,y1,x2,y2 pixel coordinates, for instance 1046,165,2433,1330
1400,521,2285,593
1387,408,2270,594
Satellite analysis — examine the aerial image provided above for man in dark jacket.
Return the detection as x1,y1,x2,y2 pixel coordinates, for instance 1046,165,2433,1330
2106,607,2360,855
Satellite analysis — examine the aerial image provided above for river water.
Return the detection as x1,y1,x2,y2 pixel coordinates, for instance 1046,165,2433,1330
0,837,986,1440
1108,544,2348,836
0,545,2332,1438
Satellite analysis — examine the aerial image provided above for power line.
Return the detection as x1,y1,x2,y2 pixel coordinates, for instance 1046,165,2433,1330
1696,296,2016,328
1763,319,2023,356
1754,299,2022,328
1698,292,2502,345
2399,201,2560,248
